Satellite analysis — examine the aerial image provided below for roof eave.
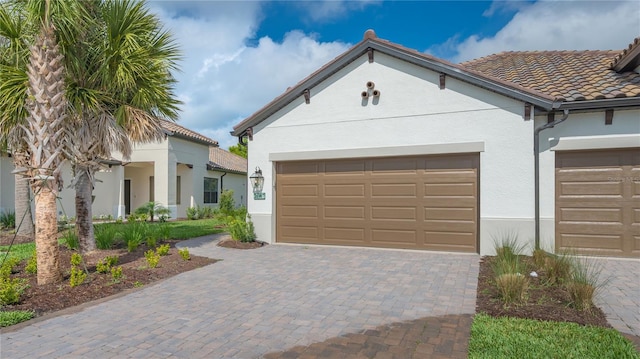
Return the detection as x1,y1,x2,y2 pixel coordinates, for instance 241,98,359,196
555,97,640,112
169,131,218,147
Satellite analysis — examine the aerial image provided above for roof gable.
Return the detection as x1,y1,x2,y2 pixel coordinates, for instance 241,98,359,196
611,37,640,72
232,31,640,138
208,147,247,174
161,120,218,146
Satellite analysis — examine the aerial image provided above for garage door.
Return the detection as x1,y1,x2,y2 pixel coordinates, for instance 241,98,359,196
276,154,479,252
556,148,640,258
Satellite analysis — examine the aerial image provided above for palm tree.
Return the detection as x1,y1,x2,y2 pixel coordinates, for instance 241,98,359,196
0,0,85,284
64,0,180,252
0,5,34,237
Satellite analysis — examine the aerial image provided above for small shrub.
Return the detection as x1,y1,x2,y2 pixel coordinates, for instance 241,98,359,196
197,206,215,219
186,206,199,220
156,244,170,256
122,222,147,252
61,230,79,250
219,190,235,216
227,215,256,243
69,267,87,287
157,223,171,240
566,257,608,312
70,253,83,267
495,272,529,304
0,310,34,327
133,281,143,288
178,248,190,261
24,251,37,274
0,257,21,278
96,255,118,274
134,201,171,222
0,211,15,229
145,250,160,268
146,235,157,249
532,248,548,268
95,224,117,250
545,253,573,286
0,277,27,305
111,266,123,281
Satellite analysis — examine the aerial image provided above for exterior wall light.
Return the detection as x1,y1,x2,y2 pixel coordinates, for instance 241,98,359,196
250,167,265,200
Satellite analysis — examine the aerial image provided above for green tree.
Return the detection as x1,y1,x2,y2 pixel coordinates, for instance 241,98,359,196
229,142,247,158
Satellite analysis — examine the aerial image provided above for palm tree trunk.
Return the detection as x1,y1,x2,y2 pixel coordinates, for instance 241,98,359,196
13,152,35,237
33,181,62,284
14,175,34,237
75,166,96,253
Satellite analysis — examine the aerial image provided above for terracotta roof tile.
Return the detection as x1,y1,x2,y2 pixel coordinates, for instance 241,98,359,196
208,147,247,174
160,120,218,146
611,37,640,69
461,50,640,102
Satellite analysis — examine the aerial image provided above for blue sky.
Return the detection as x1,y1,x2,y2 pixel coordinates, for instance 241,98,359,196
148,1,640,150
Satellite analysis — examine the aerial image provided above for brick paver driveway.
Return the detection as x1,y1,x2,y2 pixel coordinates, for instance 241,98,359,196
593,258,640,337
1,234,479,358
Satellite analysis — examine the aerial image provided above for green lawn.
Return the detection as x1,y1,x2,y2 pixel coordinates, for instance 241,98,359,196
469,313,639,359
93,217,226,240
0,242,35,262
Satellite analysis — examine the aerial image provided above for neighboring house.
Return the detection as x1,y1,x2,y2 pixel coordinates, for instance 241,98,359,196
232,30,640,258
1,121,247,220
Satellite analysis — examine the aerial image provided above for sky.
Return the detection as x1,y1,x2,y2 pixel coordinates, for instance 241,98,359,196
147,0,640,150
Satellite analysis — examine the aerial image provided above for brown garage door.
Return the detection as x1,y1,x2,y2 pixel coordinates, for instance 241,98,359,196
276,154,479,252
556,148,640,258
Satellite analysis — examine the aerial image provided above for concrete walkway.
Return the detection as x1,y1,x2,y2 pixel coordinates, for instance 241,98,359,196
593,257,640,337
1,234,479,358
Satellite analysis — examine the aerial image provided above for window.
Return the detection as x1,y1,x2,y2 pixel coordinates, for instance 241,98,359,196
176,176,181,205
204,177,218,204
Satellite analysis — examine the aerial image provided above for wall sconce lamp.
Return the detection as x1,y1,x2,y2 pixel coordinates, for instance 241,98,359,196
250,167,266,200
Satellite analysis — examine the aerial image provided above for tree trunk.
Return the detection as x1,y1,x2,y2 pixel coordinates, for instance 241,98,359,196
34,181,62,284
13,152,35,237
75,166,96,253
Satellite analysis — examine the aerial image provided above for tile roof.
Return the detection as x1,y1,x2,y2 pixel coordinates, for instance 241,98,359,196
611,37,640,71
160,120,218,146
460,50,640,102
208,147,247,174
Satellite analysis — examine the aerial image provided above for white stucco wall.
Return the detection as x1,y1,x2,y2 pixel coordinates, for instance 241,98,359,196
247,52,538,255
219,172,247,208
536,109,640,252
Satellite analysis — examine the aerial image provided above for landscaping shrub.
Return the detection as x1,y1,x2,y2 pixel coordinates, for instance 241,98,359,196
95,224,117,250
0,257,20,278
219,190,235,216
69,253,87,287
61,230,79,250
134,201,171,222
491,236,529,305
156,244,170,256
544,252,573,286
227,215,256,242
157,223,171,240
24,251,37,275
566,257,608,312
111,266,123,282
145,250,160,268
0,211,15,229
186,206,200,220
197,206,215,219
178,248,190,261
96,256,118,274
122,222,147,252
532,248,548,268
495,273,529,304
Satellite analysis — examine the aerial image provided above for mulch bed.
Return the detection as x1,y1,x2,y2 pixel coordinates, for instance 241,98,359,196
217,238,267,250
1,236,216,318
475,256,610,328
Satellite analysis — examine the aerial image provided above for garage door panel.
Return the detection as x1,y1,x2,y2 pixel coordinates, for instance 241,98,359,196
556,148,640,258
324,227,365,241
425,231,477,248
324,206,365,220
278,162,320,175
425,207,475,221
371,229,417,245
277,154,478,252
324,183,366,197
280,184,319,197
371,183,417,197
280,205,319,219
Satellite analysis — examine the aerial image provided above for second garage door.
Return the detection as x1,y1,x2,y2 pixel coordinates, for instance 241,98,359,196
276,154,479,252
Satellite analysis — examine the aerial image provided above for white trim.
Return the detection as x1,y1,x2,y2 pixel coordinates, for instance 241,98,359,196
549,134,640,151
269,142,485,162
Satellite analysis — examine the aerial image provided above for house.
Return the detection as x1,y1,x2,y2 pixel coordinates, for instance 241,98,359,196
232,30,640,258
1,121,248,220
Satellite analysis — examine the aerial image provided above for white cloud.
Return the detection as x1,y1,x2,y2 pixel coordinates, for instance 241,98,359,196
430,0,640,63
294,0,382,23
148,2,351,151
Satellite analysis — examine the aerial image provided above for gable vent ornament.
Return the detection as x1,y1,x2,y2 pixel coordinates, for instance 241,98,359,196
361,81,381,100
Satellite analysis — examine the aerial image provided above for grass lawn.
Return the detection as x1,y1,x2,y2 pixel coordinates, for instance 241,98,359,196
0,242,35,262
94,217,225,240
469,313,639,359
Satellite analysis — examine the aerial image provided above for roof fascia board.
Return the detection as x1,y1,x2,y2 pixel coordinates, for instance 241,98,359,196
556,97,640,111
368,41,553,109
613,44,640,72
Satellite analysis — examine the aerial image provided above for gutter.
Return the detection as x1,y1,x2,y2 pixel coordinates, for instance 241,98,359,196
534,109,570,250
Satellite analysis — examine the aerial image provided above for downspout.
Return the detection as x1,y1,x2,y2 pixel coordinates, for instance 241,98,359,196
220,172,226,193
534,109,569,250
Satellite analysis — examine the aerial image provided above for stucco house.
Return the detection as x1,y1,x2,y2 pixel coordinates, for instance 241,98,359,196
1,121,247,220
232,30,640,258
